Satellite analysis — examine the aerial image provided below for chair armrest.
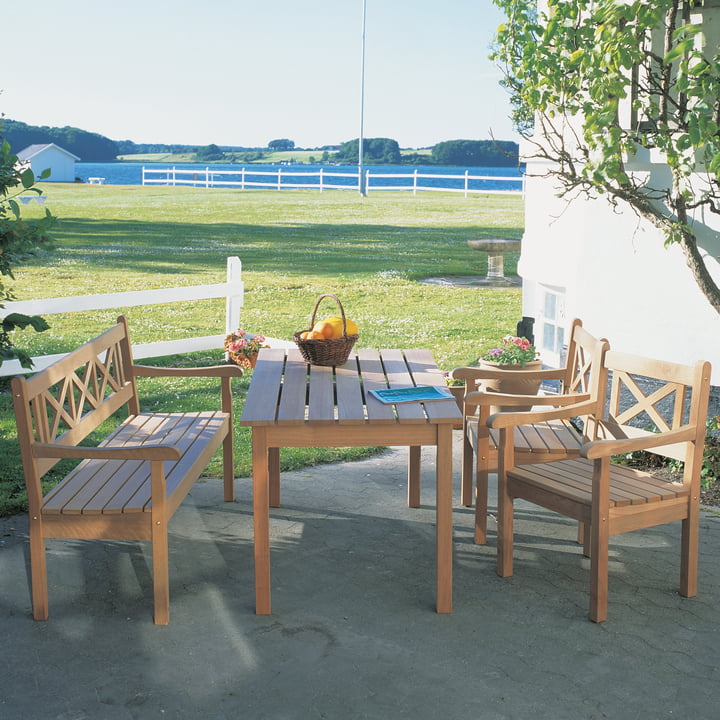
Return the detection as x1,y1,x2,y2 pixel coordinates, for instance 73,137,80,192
580,426,696,459
451,366,566,382
31,443,182,461
487,398,596,428
132,364,244,378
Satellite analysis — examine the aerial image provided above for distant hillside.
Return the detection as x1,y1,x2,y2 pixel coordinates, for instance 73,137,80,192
2,120,519,166
3,120,119,162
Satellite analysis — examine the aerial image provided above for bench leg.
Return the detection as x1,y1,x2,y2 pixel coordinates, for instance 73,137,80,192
151,514,170,625
221,378,236,502
223,430,235,502
29,516,49,621
680,503,699,598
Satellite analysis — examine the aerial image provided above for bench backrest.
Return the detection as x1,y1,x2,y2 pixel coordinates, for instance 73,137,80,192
11,317,138,480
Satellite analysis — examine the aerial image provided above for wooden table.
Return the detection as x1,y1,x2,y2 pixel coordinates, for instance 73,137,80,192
240,347,461,614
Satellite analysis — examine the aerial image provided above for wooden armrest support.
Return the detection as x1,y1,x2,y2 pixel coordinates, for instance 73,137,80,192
31,442,182,461
132,364,244,378
580,426,696,459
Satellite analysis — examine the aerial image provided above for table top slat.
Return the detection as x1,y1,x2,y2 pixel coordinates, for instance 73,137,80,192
241,347,285,424
335,354,367,423
356,349,398,422
240,347,462,428
403,348,461,421
380,349,427,421
277,350,309,423
307,363,336,422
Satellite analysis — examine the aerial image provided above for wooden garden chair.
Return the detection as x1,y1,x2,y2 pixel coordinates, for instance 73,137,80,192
451,319,609,544
494,351,712,622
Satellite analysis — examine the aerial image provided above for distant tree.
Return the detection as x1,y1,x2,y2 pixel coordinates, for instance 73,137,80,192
3,120,118,161
431,139,518,166
0,122,55,368
268,139,295,151
336,138,401,164
195,144,225,162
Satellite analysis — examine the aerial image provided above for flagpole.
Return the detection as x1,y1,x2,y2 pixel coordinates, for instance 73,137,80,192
359,0,367,196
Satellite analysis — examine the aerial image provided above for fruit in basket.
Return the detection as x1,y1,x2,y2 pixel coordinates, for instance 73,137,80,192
311,319,337,339
312,316,359,339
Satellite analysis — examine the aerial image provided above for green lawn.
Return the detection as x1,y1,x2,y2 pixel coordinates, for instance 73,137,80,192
0,184,523,516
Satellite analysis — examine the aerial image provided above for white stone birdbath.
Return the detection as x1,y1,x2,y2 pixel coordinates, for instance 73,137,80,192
466,238,521,285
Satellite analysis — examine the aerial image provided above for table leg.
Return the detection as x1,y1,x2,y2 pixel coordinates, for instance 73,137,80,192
435,423,453,613
407,446,421,507
252,428,272,614
269,447,281,507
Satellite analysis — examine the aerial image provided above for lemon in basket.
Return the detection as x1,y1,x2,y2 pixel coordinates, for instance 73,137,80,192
312,316,359,339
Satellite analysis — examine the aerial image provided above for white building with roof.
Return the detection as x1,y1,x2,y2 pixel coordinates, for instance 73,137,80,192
15,143,80,183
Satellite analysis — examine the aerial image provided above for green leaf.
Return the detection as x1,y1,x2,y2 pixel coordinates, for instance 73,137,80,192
20,168,35,189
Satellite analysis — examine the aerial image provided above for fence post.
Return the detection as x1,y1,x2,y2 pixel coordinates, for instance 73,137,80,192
225,256,244,335
206,167,210,188
413,169,418,196
142,166,146,186
464,170,469,198
365,169,370,194
319,168,324,193
277,168,282,191
241,167,245,190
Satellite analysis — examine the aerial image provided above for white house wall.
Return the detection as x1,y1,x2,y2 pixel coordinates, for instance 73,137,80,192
521,156,720,385
33,150,76,182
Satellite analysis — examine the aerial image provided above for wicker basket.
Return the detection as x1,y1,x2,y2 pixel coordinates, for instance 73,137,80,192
293,293,359,366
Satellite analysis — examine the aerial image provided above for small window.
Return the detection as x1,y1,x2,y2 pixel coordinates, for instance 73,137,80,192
538,285,566,367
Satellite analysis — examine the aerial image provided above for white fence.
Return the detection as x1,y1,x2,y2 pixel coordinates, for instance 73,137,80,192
142,166,523,196
0,256,292,377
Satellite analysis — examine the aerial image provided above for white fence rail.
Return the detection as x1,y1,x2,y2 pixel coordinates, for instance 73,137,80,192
0,256,292,377
142,166,523,196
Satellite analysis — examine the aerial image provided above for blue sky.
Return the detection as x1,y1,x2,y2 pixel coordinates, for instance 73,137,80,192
3,0,516,149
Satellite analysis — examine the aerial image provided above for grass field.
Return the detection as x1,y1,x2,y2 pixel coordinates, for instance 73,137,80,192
0,184,523,516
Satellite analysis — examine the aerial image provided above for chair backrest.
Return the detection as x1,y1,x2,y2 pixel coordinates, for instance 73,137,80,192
559,319,610,428
597,350,711,470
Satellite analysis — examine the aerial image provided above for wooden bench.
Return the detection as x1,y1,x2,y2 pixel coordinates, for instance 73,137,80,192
11,315,244,624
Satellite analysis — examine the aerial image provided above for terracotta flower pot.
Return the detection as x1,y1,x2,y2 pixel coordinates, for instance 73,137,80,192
228,352,259,369
480,359,542,412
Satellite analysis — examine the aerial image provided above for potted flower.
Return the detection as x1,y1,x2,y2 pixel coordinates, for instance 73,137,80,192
479,334,542,410
224,328,269,369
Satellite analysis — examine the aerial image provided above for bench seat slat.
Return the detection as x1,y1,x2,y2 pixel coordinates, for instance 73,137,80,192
42,412,228,515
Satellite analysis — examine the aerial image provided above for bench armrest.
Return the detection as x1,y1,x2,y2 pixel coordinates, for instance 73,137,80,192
580,426,696,459
132,364,244,378
31,443,182,461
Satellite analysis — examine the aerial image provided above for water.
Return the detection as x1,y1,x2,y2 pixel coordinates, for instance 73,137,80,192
75,162,523,193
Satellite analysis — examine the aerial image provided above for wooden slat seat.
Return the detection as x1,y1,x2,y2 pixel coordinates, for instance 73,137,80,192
11,316,243,624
